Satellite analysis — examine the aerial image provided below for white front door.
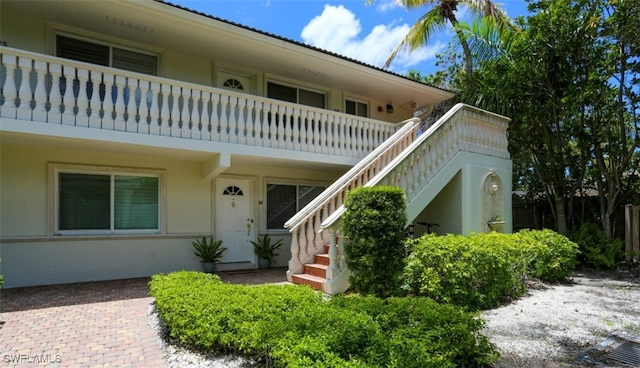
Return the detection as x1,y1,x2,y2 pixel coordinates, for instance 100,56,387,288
217,70,252,93
215,178,255,264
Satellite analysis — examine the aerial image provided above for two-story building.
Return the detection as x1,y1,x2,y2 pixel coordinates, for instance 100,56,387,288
0,0,512,291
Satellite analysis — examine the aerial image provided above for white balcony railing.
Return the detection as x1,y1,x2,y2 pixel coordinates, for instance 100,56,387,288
0,47,397,157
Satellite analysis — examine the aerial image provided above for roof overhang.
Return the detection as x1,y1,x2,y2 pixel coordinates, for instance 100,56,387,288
2,0,453,110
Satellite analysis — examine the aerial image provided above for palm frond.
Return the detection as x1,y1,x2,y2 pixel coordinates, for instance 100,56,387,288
465,0,516,28
454,17,521,68
384,7,447,68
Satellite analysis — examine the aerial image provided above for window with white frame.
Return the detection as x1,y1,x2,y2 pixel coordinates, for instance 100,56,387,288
267,81,326,109
54,166,163,235
266,183,325,230
56,35,158,76
346,99,369,117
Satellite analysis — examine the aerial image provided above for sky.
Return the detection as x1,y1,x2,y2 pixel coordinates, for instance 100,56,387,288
172,0,531,76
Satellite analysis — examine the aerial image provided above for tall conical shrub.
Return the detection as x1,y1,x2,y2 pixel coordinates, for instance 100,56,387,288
342,186,407,297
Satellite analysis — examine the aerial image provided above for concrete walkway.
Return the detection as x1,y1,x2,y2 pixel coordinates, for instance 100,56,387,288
0,268,289,367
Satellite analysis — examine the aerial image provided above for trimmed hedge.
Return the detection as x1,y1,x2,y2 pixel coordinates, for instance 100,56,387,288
342,186,408,297
402,230,579,310
150,271,499,367
518,228,580,282
403,233,528,310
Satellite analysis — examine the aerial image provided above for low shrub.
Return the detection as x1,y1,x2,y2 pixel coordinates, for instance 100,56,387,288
402,231,579,310
150,271,499,367
330,295,499,368
402,233,528,310
569,222,624,270
517,229,580,282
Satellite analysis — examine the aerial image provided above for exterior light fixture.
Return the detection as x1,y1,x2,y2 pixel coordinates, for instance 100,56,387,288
386,103,394,113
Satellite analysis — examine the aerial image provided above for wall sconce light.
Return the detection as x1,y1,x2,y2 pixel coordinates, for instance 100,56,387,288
386,103,394,114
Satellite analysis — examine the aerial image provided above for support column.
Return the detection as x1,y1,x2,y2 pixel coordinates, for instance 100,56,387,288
202,153,231,180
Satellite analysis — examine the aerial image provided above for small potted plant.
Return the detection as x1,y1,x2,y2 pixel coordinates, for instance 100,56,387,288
487,215,505,232
251,234,283,269
192,237,227,273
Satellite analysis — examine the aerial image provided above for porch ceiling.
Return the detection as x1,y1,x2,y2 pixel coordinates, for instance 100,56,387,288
0,131,353,172
2,0,452,110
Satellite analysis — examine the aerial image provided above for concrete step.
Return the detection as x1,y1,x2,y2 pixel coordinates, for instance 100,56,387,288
290,273,325,291
315,253,330,266
303,263,328,278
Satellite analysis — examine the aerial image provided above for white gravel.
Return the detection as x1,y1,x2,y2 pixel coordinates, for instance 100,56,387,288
482,269,640,367
149,268,640,368
148,305,258,368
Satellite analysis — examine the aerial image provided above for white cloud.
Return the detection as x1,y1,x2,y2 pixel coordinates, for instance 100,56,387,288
376,0,403,13
300,4,442,72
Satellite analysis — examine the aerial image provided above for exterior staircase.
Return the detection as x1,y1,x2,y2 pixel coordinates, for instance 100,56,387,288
289,245,331,290
285,103,512,294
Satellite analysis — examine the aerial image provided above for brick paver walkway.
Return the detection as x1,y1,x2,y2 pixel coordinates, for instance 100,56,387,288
0,278,166,368
0,268,289,368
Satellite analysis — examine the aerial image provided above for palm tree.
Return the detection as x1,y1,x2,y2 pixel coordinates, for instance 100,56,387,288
379,0,513,76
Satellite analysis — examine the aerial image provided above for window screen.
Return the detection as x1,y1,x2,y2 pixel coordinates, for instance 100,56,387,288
267,82,326,108
112,48,157,75
114,176,159,230
266,183,325,229
267,82,297,103
346,100,369,117
58,172,159,233
299,89,325,109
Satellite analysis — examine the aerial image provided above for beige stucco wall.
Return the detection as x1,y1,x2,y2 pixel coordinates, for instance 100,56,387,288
0,143,212,237
163,51,212,86
0,237,197,288
0,140,345,287
414,172,463,236
407,151,512,236
0,12,47,52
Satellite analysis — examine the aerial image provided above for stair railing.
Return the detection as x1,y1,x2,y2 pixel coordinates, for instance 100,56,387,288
321,103,510,233
284,117,420,278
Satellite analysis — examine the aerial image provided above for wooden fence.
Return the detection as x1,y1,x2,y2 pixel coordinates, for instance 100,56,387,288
625,205,640,261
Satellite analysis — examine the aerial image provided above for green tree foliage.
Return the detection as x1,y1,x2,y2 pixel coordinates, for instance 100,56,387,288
341,186,407,297
570,222,624,269
432,0,639,239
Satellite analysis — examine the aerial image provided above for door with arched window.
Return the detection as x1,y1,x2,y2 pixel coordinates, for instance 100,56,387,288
215,178,255,264
217,71,252,93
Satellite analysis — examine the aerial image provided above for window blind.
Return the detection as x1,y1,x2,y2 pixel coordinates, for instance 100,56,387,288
58,173,159,232
56,35,157,76
56,36,110,66
59,173,110,230
114,176,159,230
